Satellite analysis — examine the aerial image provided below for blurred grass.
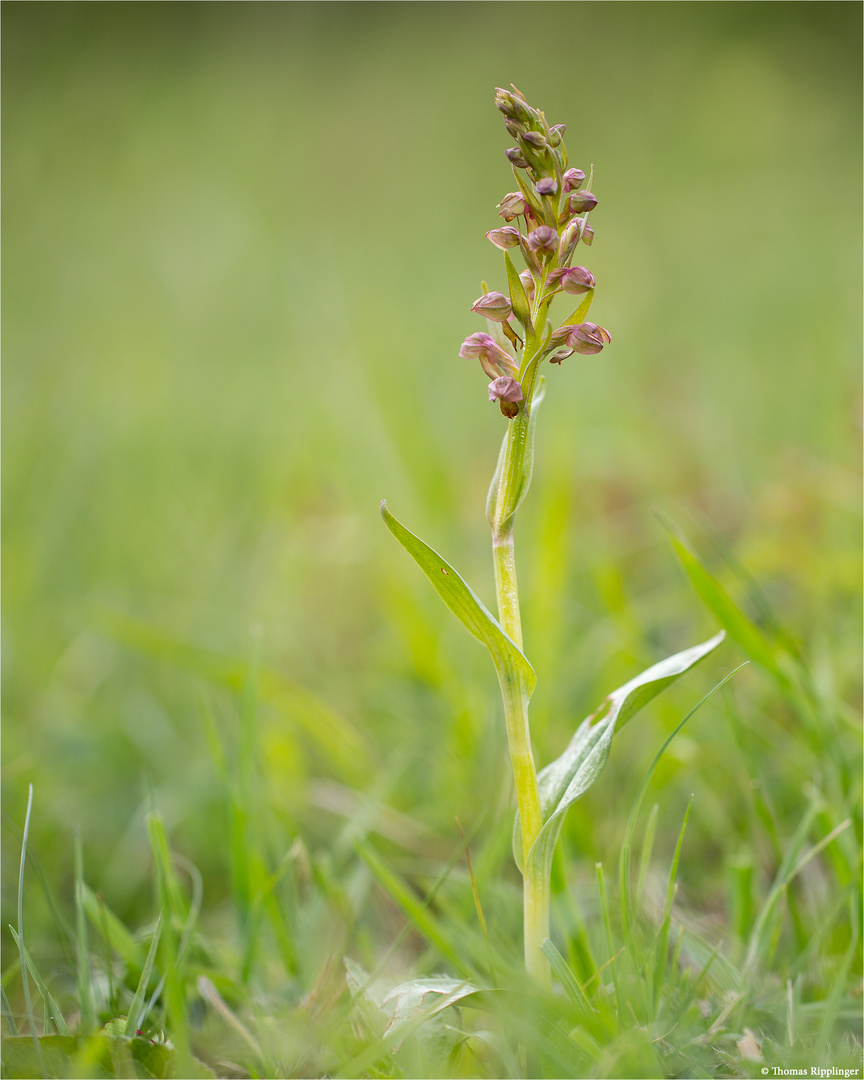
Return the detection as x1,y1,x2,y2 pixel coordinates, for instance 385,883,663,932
2,2,861,1075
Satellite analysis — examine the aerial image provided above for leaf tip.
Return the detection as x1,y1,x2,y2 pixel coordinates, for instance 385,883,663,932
379,499,388,517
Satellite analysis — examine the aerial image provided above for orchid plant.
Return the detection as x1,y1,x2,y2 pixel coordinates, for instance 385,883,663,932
381,85,723,985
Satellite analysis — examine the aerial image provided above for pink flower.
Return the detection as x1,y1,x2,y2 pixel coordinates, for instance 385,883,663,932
471,292,512,323
488,375,523,404
526,226,558,254
547,322,611,363
488,375,524,418
497,192,528,221
459,332,518,379
562,168,585,192
485,227,521,250
547,266,596,295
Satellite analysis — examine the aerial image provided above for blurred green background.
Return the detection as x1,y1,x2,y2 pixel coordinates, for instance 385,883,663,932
2,0,861,978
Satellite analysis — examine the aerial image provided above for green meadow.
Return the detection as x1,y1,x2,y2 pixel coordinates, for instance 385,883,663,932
2,3,861,1077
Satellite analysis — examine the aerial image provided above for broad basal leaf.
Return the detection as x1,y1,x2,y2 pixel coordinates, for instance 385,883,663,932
514,631,725,874
383,976,480,1046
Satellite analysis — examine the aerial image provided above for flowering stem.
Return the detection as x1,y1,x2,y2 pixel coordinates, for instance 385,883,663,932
461,85,611,985
490,329,550,985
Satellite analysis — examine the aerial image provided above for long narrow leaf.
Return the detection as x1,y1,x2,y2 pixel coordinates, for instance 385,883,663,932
380,502,535,700
504,249,532,329
559,289,595,328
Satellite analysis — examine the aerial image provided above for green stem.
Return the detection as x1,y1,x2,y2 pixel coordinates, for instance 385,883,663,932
489,313,552,984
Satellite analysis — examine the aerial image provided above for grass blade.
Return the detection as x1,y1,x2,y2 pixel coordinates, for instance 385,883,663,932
669,535,782,677
101,613,370,780
1,983,18,1035
618,663,748,935
123,910,163,1035
146,813,192,1074
7,928,70,1035
81,884,145,973
652,796,693,1014
356,840,473,978
17,784,44,1076
540,937,593,1016
596,862,624,1026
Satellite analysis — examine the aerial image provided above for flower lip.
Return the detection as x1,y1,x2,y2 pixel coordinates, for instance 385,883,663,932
459,331,518,378
488,375,524,403
459,331,503,359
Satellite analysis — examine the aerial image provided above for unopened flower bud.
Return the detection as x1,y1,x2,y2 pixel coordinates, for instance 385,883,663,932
504,119,526,138
547,322,610,358
568,191,598,214
497,191,528,221
495,87,530,122
486,226,521,250
527,225,558,254
471,291,512,322
488,375,523,417
519,270,536,303
520,130,547,150
536,177,558,196
568,322,611,355
505,147,529,169
548,124,566,147
548,265,595,294
562,168,586,192
459,332,518,379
